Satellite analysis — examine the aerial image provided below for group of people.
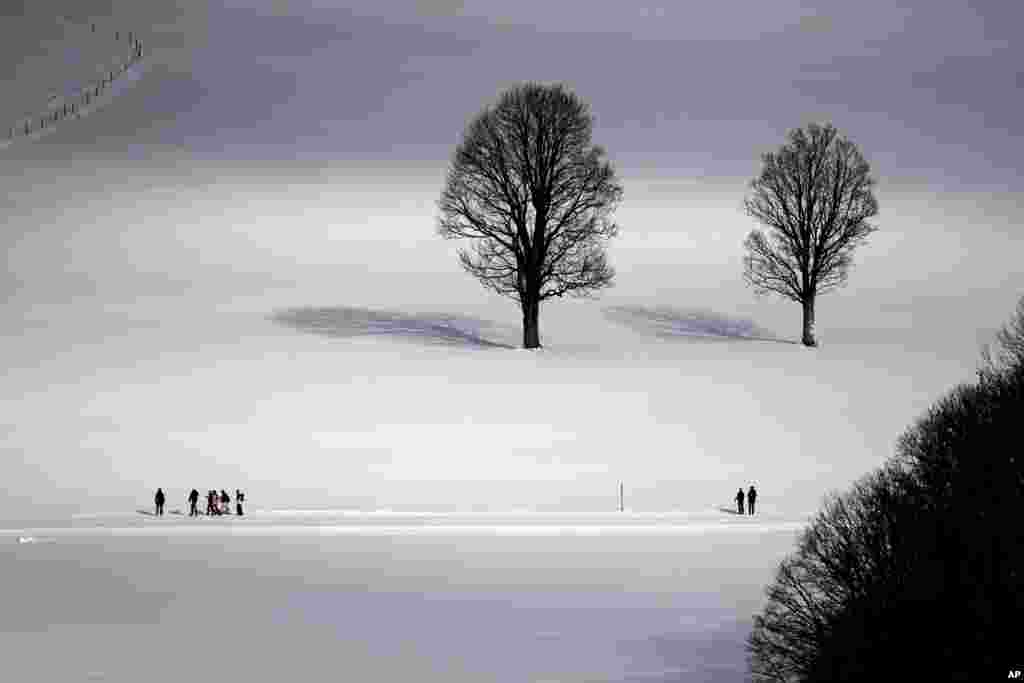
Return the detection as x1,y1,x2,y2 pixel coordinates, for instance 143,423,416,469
152,488,246,516
197,489,245,517
735,485,758,515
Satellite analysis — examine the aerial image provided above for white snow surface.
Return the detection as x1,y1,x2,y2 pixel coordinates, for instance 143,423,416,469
2,513,803,682
1,3,1019,524
7,507,810,536
1,3,1022,681
0,13,146,150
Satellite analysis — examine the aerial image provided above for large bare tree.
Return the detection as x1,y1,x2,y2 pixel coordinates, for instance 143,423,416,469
743,123,879,347
437,82,623,349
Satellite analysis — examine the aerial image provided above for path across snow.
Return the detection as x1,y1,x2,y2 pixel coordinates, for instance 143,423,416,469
4,508,812,540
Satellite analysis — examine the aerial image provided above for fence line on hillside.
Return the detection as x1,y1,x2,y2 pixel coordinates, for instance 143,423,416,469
4,19,145,144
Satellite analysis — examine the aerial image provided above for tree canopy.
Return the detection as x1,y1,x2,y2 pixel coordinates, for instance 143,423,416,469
437,82,623,348
743,123,879,345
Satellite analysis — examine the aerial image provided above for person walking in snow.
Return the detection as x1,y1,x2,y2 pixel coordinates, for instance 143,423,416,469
735,488,745,515
188,489,200,517
220,489,230,515
747,485,757,515
154,488,166,516
235,489,245,516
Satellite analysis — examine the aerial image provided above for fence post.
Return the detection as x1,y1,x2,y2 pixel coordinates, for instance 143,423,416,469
1,29,147,144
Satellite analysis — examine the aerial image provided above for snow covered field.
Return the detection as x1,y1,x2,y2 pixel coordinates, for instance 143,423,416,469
3,163,1013,521
2,1,1022,680
0,10,145,148
1,120,1015,683
2,512,804,682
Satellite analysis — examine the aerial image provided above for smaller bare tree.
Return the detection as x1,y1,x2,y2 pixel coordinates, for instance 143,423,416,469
743,123,879,347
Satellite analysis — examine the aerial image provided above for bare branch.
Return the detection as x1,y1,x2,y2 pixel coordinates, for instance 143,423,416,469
437,83,623,347
743,122,878,303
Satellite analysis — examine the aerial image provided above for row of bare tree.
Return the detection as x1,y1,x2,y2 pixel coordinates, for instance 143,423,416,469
437,82,879,348
748,298,1024,680
5,21,144,143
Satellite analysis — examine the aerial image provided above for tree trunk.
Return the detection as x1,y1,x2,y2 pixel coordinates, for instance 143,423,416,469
802,296,817,347
522,296,541,349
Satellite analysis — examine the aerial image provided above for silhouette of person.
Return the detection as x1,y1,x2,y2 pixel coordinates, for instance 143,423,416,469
206,490,216,515
154,488,165,516
220,489,230,515
747,486,757,515
188,489,199,517
235,489,245,516
735,488,745,515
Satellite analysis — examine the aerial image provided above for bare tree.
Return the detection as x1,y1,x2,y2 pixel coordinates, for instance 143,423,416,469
750,297,1024,680
437,82,623,349
745,463,950,682
742,123,879,347
980,294,1024,381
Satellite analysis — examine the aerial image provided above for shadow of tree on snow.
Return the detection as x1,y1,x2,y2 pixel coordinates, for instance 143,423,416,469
270,306,518,349
602,305,795,344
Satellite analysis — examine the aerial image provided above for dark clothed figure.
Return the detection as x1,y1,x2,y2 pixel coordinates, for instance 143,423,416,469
747,486,757,515
235,490,245,516
207,490,216,515
188,489,199,517
220,490,230,515
154,488,165,516
735,488,745,515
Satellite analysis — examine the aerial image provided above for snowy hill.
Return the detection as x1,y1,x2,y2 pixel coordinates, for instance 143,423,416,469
1,1,1022,523
0,11,145,148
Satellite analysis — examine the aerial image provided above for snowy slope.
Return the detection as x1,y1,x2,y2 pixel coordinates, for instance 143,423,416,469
0,518,797,683
2,159,1020,520
0,11,145,148
1,2,1022,522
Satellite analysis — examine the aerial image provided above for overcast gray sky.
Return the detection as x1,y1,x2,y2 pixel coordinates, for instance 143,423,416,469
7,0,1023,190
